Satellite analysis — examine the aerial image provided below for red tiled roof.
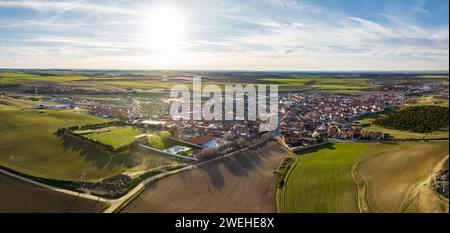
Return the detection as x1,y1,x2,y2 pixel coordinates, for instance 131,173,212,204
191,132,214,145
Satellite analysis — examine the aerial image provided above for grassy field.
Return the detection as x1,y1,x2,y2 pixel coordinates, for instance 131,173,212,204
0,72,88,84
416,75,449,79
83,126,143,150
280,141,449,213
356,141,449,213
261,77,380,92
0,97,181,182
410,96,449,107
280,143,368,213
87,79,176,90
1,71,385,93
0,97,130,181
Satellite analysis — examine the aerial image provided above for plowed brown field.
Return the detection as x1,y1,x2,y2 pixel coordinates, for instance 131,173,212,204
0,173,104,213
357,141,449,213
121,140,289,212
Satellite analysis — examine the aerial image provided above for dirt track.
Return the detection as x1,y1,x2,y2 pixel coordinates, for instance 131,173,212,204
0,173,104,213
121,140,289,213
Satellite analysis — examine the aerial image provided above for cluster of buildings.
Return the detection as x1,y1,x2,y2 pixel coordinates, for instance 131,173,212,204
393,78,449,97
278,93,401,147
138,117,262,149
65,96,131,120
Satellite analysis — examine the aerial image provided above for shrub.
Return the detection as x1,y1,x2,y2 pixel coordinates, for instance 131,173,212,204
148,134,165,149
159,131,172,140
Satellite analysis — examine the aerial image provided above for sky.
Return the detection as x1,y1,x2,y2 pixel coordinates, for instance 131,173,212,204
0,0,448,71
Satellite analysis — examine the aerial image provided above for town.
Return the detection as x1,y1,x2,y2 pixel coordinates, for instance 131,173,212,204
4,74,448,160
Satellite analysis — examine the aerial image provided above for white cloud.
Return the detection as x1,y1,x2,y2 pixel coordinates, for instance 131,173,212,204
0,0,135,15
0,0,448,70
259,0,321,14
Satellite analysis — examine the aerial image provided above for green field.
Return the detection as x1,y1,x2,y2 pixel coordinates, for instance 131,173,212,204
416,75,449,79
410,96,449,107
1,71,385,93
279,141,449,213
83,126,144,150
279,143,368,213
87,79,176,90
0,72,88,85
0,97,181,182
261,77,380,92
0,97,132,181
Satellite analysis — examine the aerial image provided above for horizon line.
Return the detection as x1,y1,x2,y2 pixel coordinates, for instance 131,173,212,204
0,67,449,74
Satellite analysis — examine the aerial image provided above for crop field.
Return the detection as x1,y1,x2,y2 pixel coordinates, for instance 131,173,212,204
0,71,88,84
121,140,289,213
280,143,368,213
0,97,128,181
280,141,449,213
2,71,448,94
416,75,450,79
260,77,380,92
411,96,449,107
0,172,105,213
1,71,387,93
83,126,144,150
356,141,449,213
86,79,177,91
0,96,182,183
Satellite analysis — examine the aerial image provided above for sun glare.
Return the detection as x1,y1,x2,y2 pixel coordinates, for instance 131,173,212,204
141,6,187,57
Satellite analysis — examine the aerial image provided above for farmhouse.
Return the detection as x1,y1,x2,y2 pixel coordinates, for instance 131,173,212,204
191,132,214,145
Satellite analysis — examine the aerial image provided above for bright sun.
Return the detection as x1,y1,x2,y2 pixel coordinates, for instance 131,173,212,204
142,6,187,56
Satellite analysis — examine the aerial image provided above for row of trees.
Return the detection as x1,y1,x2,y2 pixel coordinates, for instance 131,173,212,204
374,106,448,133
274,157,295,188
55,121,121,135
55,121,128,152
